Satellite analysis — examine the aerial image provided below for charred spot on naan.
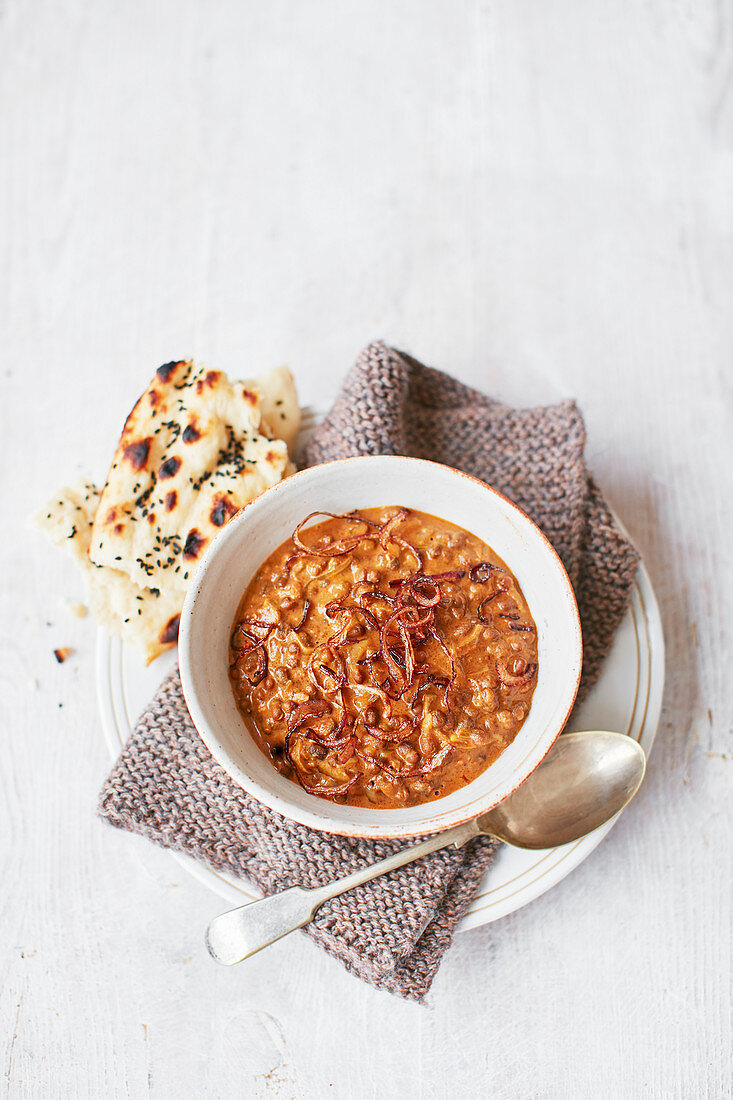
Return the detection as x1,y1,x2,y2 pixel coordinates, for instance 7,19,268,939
123,438,151,472
164,491,177,512
158,456,182,479
159,613,181,645
182,421,201,443
183,529,206,560
210,494,238,527
195,371,221,395
156,361,183,383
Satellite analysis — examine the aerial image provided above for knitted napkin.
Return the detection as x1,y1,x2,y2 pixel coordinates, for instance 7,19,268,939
99,341,640,1001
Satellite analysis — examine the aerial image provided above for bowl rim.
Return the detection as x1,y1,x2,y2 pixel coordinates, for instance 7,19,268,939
179,454,583,838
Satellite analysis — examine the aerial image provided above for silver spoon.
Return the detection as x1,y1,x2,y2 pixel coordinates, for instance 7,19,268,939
206,730,645,966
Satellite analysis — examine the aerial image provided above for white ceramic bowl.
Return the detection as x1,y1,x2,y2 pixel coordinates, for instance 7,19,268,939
179,456,582,838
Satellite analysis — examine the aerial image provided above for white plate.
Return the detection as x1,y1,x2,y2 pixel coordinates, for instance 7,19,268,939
96,410,664,929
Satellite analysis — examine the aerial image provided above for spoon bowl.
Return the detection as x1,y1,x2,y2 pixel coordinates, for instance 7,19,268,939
477,731,646,849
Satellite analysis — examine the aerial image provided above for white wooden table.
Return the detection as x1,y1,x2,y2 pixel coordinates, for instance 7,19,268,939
2,1,731,1097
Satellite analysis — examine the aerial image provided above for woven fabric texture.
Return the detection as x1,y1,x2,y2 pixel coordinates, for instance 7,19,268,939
99,342,639,1001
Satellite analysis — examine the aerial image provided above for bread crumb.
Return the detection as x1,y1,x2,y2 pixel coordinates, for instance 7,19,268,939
65,600,88,619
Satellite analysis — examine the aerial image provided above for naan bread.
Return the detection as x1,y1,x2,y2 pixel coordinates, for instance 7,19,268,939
34,482,183,663
251,365,300,457
89,360,294,594
35,360,300,663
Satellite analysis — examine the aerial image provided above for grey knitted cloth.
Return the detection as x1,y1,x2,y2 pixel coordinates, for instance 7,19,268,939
99,341,640,1001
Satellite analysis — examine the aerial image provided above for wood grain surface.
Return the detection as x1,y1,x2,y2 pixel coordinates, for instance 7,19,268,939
1,1,731,1097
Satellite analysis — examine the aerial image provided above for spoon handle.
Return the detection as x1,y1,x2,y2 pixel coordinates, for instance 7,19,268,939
206,817,481,966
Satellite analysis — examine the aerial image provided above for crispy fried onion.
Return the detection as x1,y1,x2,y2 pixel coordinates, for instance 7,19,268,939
470,561,514,623
307,643,347,694
377,509,422,569
289,510,380,562
285,693,358,797
230,619,276,686
324,599,379,646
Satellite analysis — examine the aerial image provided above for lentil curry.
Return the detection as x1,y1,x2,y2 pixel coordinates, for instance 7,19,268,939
229,507,539,808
